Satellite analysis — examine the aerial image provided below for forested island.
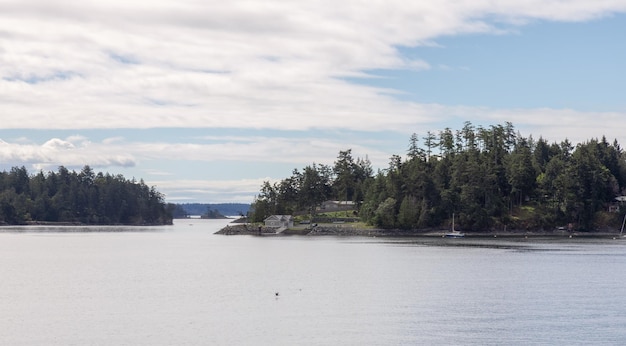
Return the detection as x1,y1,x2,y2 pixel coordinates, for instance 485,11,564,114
249,122,626,233
0,165,172,225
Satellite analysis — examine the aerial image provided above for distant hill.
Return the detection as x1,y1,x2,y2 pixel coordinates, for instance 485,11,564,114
176,203,250,217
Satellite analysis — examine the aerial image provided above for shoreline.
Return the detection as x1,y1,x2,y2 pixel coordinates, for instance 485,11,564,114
215,223,625,238
0,221,173,227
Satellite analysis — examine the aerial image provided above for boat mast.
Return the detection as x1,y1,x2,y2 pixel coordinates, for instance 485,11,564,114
620,213,626,236
452,212,455,232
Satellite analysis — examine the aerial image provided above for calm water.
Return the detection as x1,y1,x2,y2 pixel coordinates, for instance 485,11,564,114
1,219,626,345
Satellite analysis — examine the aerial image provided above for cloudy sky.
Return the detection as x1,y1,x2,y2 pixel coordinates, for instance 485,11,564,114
1,1,625,203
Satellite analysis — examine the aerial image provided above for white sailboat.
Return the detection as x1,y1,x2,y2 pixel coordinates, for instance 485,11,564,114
620,213,626,238
445,213,465,238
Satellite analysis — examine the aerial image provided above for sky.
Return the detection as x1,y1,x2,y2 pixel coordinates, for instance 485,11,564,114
1,0,625,203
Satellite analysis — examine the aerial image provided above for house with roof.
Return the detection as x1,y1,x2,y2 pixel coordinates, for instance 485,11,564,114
264,215,294,228
610,196,626,212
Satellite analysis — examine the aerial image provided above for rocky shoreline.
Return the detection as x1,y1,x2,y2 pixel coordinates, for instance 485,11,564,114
214,223,625,238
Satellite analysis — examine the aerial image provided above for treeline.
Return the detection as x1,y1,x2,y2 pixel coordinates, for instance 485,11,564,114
250,122,626,232
173,203,250,217
169,204,229,219
0,165,173,225
202,207,228,219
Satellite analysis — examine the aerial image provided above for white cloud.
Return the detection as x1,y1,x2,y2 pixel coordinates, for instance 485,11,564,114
42,138,75,150
469,108,626,144
0,133,389,175
1,1,624,132
102,136,126,145
1,104,624,176
129,136,390,166
0,137,136,171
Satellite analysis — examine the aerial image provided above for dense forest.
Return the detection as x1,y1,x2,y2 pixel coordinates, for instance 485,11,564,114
250,122,626,232
0,165,172,225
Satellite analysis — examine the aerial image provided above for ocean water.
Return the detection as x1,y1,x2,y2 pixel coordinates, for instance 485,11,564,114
1,219,626,345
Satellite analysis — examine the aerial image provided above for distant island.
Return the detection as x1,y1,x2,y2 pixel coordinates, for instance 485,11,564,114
0,165,172,225
171,203,250,219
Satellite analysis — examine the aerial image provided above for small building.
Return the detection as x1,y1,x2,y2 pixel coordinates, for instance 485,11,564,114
611,196,626,212
264,215,294,228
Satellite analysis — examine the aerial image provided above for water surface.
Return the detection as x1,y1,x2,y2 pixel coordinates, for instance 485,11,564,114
1,219,625,345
